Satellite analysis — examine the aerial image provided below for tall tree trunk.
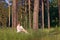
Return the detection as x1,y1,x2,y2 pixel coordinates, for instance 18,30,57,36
33,0,39,30
28,0,31,28
25,0,27,29
58,0,60,26
47,0,50,29
12,0,17,27
42,0,44,29
8,5,10,27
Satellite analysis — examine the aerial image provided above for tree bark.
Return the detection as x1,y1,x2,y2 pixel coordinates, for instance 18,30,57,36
42,0,44,29
8,5,10,27
28,0,31,28
33,0,39,30
25,0,27,29
58,0,60,26
12,0,17,27
47,0,50,29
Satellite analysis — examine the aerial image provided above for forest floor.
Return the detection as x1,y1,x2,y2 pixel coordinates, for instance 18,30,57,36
0,27,60,40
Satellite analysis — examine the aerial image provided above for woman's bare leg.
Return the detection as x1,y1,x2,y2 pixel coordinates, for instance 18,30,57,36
22,29,28,33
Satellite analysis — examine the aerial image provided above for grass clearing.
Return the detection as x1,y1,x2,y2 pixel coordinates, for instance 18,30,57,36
0,27,60,40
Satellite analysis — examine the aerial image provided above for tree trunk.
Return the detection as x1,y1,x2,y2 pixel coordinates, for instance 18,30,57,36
8,5,10,27
28,0,31,28
33,0,39,30
42,0,44,29
12,0,17,27
58,0,60,26
47,0,50,29
25,0,27,29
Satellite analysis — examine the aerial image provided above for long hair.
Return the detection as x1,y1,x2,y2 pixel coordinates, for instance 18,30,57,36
17,21,21,25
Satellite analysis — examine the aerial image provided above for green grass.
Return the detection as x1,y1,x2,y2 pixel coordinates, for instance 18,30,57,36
0,27,60,40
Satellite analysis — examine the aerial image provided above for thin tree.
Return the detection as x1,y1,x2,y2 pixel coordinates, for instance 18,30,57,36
28,0,31,28
33,0,39,30
5,0,11,27
42,0,44,29
25,0,27,29
8,5,10,27
58,0,60,26
47,0,50,29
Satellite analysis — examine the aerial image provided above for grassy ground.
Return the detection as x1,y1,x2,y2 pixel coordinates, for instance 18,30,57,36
0,27,60,40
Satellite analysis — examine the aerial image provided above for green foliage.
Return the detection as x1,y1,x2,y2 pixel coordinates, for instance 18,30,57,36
44,0,58,27
0,2,8,27
49,0,58,27
50,0,58,7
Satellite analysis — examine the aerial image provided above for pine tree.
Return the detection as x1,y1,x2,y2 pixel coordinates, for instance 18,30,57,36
33,0,39,30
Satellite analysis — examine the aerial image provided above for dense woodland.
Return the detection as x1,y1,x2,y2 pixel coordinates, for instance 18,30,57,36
0,0,59,30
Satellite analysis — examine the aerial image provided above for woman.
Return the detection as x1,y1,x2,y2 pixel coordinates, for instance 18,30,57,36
17,22,28,33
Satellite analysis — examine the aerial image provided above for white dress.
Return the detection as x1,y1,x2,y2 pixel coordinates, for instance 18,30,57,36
17,25,24,32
